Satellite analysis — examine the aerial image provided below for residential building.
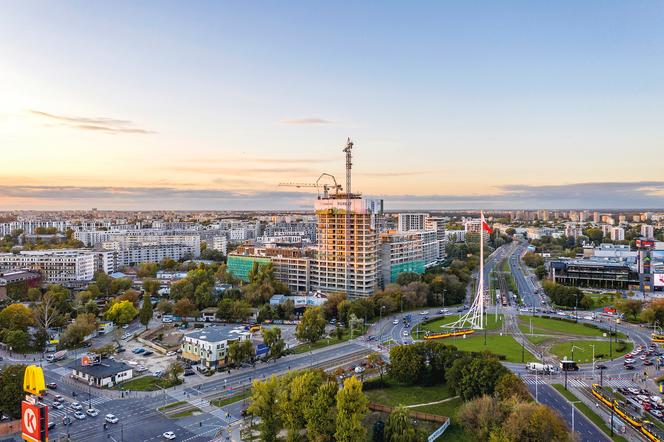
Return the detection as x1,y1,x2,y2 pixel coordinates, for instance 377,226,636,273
397,213,427,232
641,224,655,240
313,196,383,298
610,227,625,242
211,236,228,255
379,230,436,286
0,250,95,284
180,326,251,369
228,246,313,293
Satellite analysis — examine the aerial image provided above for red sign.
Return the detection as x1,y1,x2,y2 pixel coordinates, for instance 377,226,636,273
21,401,47,442
637,239,655,249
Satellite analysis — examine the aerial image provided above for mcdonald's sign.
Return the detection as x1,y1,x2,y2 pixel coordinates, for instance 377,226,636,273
23,366,46,397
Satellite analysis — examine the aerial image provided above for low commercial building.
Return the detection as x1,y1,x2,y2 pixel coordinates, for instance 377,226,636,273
0,270,42,300
269,292,327,309
549,259,639,290
180,326,251,369
69,358,133,388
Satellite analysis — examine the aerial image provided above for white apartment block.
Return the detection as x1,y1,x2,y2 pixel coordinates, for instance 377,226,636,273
397,213,428,232
0,220,70,236
610,227,625,241
211,236,228,255
564,224,583,239
464,219,481,233
0,250,95,284
641,224,655,239
75,230,201,255
108,244,196,268
314,197,383,298
228,228,253,242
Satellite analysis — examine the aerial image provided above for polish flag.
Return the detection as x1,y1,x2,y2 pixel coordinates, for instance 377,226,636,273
481,212,493,234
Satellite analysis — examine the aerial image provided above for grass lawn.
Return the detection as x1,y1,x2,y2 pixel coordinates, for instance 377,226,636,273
421,314,505,334
438,334,537,363
290,325,368,354
552,384,627,442
211,391,250,407
115,376,181,391
585,292,618,309
549,340,633,363
171,408,200,418
363,378,469,442
158,401,186,411
517,316,623,338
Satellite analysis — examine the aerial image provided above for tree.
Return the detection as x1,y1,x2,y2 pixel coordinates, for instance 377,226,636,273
457,395,508,441
61,313,98,347
166,360,184,382
110,278,132,295
156,299,173,314
617,299,644,321
494,372,531,402
384,405,419,442
0,365,27,419
4,330,30,351
94,271,113,296
304,380,338,442
396,272,421,286
139,293,153,330
33,291,61,348
247,376,281,442
335,376,368,442
137,262,158,278
0,304,33,332
116,288,141,306
322,292,347,320
173,298,197,319
367,353,386,384
142,278,160,296
280,370,325,441
447,354,507,400
90,343,116,357
501,400,571,441
296,307,326,344
27,287,41,302
105,300,138,326
388,345,424,384
521,252,544,268
262,327,285,360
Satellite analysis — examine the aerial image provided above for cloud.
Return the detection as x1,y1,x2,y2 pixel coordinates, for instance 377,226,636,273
1,181,664,210
281,118,332,125
359,171,432,177
29,109,154,134
172,166,316,175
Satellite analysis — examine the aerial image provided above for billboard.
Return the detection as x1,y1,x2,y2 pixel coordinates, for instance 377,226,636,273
21,401,48,442
654,274,664,287
652,251,664,274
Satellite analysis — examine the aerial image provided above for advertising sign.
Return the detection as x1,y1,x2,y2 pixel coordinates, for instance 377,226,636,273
653,251,664,274
21,401,47,442
654,274,664,287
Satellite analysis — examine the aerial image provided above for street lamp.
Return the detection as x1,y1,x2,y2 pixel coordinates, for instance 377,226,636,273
567,400,581,434
378,305,387,342
590,344,595,378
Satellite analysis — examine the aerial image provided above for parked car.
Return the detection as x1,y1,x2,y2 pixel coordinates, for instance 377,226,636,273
166,351,176,357
353,366,365,374
105,414,119,424
143,351,154,357
184,369,195,376
153,370,164,377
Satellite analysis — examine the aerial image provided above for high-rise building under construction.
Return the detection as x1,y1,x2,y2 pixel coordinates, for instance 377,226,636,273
313,196,383,298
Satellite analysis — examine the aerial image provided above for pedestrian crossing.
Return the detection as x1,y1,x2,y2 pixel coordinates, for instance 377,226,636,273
520,376,639,390
47,397,114,420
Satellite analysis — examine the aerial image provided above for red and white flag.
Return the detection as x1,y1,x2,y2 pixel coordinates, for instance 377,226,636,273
481,212,493,234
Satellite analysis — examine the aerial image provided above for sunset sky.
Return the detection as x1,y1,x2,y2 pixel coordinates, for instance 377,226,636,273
1,1,663,210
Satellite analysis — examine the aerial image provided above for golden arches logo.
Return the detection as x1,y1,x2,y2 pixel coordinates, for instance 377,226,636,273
23,365,46,396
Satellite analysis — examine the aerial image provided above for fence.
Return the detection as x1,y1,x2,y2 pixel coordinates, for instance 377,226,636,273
368,403,448,424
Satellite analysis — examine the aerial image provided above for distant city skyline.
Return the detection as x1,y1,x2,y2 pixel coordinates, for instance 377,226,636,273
1,1,663,210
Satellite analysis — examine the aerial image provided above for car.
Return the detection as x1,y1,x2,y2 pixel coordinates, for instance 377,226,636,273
73,411,86,420
595,364,607,370
163,431,176,440
143,351,154,357
122,324,129,329
54,394,63,402
47,421,56,430
651,409,664,418
166,351,176,357
46,382,57,389
392,319,399,325
420,311,429,315
624,358,636,364
153,370,164,377
136,365,148,373
402,330,409,336
116,348,126,353
354,366,365,374
641,355,647,360
645,360,654,366
625,364,635,370
638,395,649,402
82,342,92,348
52,402,63,410
86,408,99,417
105,414,119,424
122,333,132,340
184,369,195,376
70,402,82,411
132,348,145,354
439,308,449,314
643,402,652,411
629,388,641,395
423,316,429,320
62,416,72,426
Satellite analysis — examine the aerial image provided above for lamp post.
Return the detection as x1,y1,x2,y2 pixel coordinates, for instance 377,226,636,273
568,400,581,434
378,305,386,342
590,344,595,378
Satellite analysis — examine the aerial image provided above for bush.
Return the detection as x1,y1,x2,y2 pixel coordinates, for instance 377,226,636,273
615,341,626,352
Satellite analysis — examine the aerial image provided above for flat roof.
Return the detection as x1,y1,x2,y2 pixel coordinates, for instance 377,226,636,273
184,325,248,343
68,358,132,379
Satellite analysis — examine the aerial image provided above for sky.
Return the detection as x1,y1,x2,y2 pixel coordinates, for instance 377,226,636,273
1,1,663,211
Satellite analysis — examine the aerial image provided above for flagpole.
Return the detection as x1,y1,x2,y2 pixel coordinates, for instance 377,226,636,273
480,211,484,330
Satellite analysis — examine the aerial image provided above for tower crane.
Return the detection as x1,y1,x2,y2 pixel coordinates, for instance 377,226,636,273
278,173,342,199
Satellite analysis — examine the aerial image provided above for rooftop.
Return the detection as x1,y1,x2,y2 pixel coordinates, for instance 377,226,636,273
184,325,249,343
68,358,132,378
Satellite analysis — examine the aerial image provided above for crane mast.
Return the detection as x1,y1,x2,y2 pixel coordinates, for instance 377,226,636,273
343,138,353,295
